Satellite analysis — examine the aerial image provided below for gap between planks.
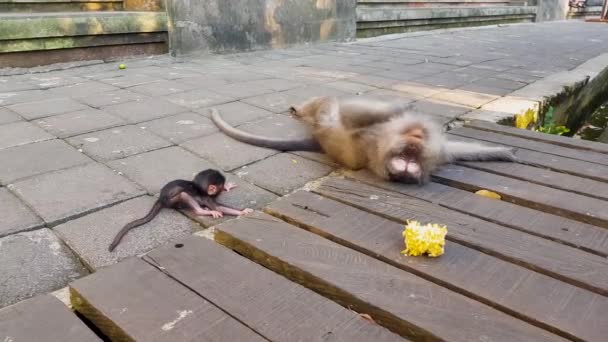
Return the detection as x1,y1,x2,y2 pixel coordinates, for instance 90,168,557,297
262,189,608,342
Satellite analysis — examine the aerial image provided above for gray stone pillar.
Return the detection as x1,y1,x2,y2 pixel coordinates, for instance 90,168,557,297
166,0,357,56
536,0,571,21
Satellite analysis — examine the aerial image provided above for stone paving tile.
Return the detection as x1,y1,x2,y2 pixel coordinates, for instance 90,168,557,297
181,132,278,172
102,97,188,123
0,228,89,308
73,89,150,108
390,81,446,98
9,163,144,226
481,96,539,115
128,79,202,97
236,114,313,140
458,83,513,97
139,65,207,80
493,72,542,84
430,89,499,109
241,85,347,113
0,78,39,92
27,73,86,89
470,77,527,91
290,151,338,167
0,107,22,125
209,78,304,99
413,72,476,89
141,112,218,144
347,74,402,89
6,97,90,120
0,121,55,150
97,73,163,89
107,146,215,194
237,153,333,195
195,101,274,126
0,90,47,106
0,139,91,185
175,74,232,88
54,196,199,270
323,80,378,94
164,88,235,110
35,108,126,138
66,125,171,161
48,81,119,98
365,89,422,102
0,188,43,237
410,98,473,119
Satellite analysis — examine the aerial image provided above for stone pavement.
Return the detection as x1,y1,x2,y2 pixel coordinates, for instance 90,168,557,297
2,21,608,308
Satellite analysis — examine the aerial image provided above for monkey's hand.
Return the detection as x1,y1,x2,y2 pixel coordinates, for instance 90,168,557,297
240,208,254,215
224,183,237,192
209,210,223,218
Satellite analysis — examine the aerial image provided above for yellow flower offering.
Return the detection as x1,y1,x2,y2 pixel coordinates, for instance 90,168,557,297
401,220,447,257
475,189,501,200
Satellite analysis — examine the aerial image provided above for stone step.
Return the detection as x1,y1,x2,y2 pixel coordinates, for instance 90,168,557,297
0,11,168,68
357,5,537,37
0,0,123,12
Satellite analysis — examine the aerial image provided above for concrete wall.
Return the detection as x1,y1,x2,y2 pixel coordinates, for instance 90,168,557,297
166,0,357,56
536,0,570,21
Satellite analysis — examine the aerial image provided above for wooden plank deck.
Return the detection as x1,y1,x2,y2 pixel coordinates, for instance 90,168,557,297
37,121,607,341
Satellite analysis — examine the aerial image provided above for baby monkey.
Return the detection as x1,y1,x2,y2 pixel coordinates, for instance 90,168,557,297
108,169,253,252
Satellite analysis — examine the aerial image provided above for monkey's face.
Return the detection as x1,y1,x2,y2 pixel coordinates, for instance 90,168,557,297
207,184,223,196
384,124,438,184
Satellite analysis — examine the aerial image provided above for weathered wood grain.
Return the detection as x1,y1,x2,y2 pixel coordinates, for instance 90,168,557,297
449,134,608,182
347,170,608,257
265,190,608,342
463,120,608,154
432,165,608,228
0,294,100,342
144,236,406,342
459,161,608,201
215,212,566,342
449,127,608,166
70,257,265,342
313,177,608,296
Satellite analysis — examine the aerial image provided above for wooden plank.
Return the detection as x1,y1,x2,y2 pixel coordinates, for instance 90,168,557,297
70,257,265,342
449,126,608,166
215,212,567,342
449,134,608,182
464,120,608,154
459,161,608,201
313,177,608,296
432,165,608,228
265,190,608,342
144,236,406,342
348,170,608,257
0,294,100,342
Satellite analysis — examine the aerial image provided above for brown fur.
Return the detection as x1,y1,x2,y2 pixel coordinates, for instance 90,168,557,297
211,95,516,184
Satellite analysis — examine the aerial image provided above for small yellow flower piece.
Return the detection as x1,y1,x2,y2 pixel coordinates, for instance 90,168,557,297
401,220,447,257
514,108,538,129
475,189,501,200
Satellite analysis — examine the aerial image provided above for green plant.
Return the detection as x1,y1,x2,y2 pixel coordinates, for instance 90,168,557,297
537,106,570,136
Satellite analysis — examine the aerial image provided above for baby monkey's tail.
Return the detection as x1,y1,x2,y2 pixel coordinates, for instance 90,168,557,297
108,200,163,252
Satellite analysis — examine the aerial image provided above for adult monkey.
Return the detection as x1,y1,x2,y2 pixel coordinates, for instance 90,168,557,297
210,96,516,184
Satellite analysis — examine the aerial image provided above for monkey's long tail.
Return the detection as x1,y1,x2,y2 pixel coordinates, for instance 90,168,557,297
210,108,322,152
108,200,163,252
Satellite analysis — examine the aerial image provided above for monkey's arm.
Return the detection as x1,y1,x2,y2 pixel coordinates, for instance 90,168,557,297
443,141,517,163
215,202,253,216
